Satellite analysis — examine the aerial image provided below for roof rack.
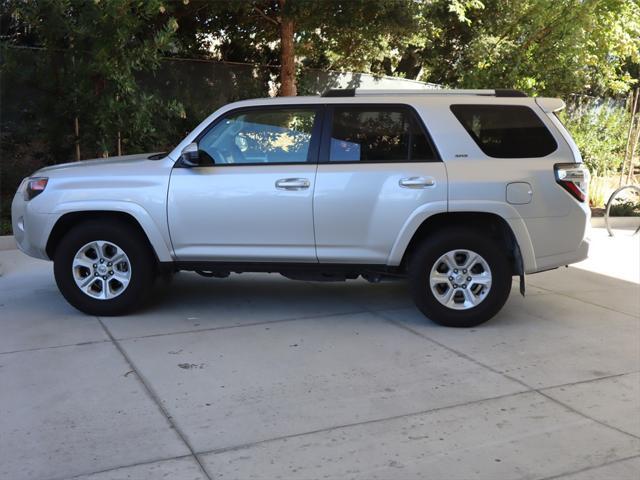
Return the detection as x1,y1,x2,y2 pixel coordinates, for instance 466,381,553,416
321,88,527,98
322,88,357,97
495,89,528,97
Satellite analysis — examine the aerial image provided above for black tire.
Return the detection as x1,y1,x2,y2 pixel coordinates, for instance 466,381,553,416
53,220,156,316
408,228,512,327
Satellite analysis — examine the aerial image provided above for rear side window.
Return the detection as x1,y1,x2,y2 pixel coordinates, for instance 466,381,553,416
329,107,436,162
450,105,557,158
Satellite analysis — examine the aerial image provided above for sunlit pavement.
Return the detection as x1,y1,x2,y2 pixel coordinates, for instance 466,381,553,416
1,228,638,480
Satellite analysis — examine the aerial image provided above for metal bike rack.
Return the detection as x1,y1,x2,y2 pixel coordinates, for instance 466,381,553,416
604,185,640,237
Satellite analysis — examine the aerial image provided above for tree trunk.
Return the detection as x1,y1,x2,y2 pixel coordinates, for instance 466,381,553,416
278,0,296,96
74,116,81,161
626,114,640,184
394,46,424,80
620,89,638,186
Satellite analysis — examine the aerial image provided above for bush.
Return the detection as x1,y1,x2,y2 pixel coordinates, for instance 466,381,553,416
559,98,631,178
608,187,640,216
609,199,640,216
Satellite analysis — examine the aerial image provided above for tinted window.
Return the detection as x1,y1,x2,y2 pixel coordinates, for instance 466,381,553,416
199,108,317,165
329,107,435,162
450,105,557,158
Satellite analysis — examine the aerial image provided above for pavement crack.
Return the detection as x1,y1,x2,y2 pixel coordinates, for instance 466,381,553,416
199,390,530,457
96,316,213,480
195,368,640,459
55,454,194,480
375,310,531,387
375,310,640,442
539,370,640,391
0,339,111,356
527,283,640,319
114,308,365,343
536,453,640,480
536,389,640,440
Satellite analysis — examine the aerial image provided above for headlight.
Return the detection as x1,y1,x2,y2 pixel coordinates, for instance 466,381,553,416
24,177,48,201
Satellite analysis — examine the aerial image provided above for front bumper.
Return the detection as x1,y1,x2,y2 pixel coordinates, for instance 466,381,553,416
11,190,55,260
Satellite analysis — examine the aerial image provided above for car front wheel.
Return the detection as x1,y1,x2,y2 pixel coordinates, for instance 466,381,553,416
408,228,512,327
53,220,155,316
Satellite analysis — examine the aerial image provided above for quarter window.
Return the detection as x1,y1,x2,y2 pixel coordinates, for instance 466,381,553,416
198,108,317,165
450,105,557,158
329,107,435,162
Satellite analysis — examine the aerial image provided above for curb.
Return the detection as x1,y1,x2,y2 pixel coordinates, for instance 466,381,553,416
591,216,640,229
0,236,17,251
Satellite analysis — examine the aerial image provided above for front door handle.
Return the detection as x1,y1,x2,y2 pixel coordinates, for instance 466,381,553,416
399,176,436,188
275,178,310,190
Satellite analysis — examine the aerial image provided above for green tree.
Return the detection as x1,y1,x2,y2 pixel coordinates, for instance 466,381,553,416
389,0,640,97
177,0,639,98
560,99,631,177
2,0,185,158
171,0,429,96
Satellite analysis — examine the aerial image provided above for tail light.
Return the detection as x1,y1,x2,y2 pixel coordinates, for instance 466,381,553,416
24,177,48,201
554,163,589,202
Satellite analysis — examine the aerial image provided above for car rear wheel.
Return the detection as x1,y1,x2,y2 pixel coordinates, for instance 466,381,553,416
54,220,155,316
408,228,512,327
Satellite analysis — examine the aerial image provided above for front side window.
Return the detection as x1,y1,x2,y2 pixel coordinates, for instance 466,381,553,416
450,104,557,158
329,107,435,162
198,108,317,165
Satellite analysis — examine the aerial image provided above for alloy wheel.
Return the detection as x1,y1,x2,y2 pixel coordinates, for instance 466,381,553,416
71,240,132,300
429,249,492,310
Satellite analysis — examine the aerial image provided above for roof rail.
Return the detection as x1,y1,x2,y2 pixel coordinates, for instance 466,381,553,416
320,88,527,97
494,89,528,97
321,88,356,97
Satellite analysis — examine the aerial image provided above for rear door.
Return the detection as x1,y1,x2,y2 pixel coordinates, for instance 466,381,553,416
313,104,448,264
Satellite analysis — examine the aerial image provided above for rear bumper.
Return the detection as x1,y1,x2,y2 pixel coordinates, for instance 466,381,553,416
533,237,590,272
528,202,591,273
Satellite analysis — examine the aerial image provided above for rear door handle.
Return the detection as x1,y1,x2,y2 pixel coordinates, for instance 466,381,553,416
399,176,436,188
275,178,310,190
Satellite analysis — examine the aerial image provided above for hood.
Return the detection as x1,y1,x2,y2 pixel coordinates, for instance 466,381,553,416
35,152,165,176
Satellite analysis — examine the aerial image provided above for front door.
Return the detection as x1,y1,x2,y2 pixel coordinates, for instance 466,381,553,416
168,106,321,262
313,104,448,264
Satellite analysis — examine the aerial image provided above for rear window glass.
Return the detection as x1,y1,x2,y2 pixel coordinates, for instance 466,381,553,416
329,107,436,162
450,105,557,158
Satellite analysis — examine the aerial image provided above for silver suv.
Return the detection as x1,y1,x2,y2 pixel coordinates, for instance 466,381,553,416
11,88,590,327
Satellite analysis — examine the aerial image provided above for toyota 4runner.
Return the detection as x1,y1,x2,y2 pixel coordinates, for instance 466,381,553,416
11,88,590,327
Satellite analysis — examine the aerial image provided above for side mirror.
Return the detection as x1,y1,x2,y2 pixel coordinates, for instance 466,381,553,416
178,142,200,167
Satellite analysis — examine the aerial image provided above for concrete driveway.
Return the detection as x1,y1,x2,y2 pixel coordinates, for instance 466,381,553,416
1,228,638,480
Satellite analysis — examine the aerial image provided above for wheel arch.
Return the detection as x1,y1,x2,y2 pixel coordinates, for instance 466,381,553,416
395,211,532,277
46,209,172,262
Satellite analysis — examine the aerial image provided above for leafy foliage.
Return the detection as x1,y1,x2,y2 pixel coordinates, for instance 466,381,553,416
382,0,639,97
559,99,631,177
169,0,427,94
172,0,639,97
2,0,185,157
609,198,640,217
